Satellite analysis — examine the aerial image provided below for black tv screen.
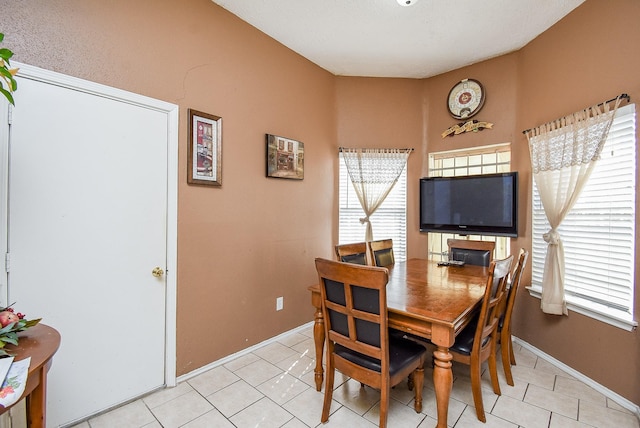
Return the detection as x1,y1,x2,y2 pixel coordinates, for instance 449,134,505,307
419,172,518,237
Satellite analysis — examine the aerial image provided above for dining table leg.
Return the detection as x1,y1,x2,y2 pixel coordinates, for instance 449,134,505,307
431,323,455,428
25,365,48,428
432,346,453,428
310,291,325,391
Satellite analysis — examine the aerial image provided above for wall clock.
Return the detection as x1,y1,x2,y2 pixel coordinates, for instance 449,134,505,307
447,78,485,120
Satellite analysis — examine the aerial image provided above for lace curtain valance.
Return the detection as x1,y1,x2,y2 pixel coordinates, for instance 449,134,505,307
524,95,624,315
340,148,412,242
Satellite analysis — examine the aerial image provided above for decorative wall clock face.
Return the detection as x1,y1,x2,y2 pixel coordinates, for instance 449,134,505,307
447,78,485,120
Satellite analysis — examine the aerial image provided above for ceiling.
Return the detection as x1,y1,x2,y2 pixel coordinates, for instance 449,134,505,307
211,0,585,79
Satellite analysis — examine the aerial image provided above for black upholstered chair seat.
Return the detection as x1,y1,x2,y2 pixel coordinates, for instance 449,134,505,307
449,315,488,356
315,257,427,427
369,239,395,267
450,248,491,266
335,242,369,265
447,239,495,267
398,317,490,356
334,336,427,375
341,252,367,265
373,248,394,267
448,255,513,423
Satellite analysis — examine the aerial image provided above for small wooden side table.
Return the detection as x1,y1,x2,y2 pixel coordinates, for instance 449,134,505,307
0,324,61,428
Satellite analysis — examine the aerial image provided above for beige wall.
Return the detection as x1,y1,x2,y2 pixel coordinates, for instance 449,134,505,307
334,77,427,256
516,0,640,405
1,0,337,375
2,0,638,405
410,0,639,404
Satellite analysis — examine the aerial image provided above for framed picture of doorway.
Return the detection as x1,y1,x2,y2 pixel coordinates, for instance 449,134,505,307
266,134,304,180
187,109,222,186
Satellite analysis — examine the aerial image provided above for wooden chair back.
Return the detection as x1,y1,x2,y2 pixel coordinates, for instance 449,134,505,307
500,249,528,386
449,254,513,422
475,255,513,355
334,242,369,265
314,258,426,428
368,239,395,267
447,238,495,266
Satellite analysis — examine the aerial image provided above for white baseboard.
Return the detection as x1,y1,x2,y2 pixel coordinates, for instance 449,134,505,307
0,399,27,428
177,321,315,384
177,324,639,421
513,336,640,420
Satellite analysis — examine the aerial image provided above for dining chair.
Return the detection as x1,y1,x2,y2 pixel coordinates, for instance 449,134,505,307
368,239,395,267
334,242,369,265
447,238,495,266
449,254,513,422
314,258,427,428
499,249,528,386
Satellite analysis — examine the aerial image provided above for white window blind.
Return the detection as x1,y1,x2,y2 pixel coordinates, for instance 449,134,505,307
428,144,511,260
531,103,636,328
338,153,407,261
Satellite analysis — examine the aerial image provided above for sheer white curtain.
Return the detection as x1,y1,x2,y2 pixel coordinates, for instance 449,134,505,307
525,97,623,315
340,148,411,242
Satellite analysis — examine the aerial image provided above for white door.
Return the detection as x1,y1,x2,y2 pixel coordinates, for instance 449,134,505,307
1,65,178,426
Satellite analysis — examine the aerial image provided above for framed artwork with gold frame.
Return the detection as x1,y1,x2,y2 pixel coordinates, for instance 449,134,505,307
266,134,304,180
187,109,222,186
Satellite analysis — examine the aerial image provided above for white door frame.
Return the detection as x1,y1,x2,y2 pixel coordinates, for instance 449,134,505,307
1,62,178,387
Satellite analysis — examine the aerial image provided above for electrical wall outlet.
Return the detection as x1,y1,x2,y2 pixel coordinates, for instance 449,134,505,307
276,296,284,311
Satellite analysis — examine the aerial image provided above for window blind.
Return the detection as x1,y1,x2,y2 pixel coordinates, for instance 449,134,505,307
338,153,407,261
532,103,636,319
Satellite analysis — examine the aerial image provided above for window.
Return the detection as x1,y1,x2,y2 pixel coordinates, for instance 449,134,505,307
531,103,637,330
428,144,511,261
338,153,407,261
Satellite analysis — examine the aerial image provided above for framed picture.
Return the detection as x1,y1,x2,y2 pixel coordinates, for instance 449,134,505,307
266,134,304,180
188,109,222,186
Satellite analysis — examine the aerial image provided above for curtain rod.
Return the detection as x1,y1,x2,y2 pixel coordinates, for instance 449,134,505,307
521,93,630,135
338,147,414,152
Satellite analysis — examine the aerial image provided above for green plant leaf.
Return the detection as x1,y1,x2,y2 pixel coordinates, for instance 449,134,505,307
0,330,19,345
0,336,18,346
0,322,17,335
0,72,17,91
0,303,16,312
24,318,41,328
0,88,14,105
0,33,17,105
0,48,12,61
0,67,12,79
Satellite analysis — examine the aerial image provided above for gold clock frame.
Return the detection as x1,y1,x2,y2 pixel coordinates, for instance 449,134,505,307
447,78,485,120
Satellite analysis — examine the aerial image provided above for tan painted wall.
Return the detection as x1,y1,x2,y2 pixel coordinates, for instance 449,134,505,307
421,52,529,243
515,0,640,405
0,0,337,375
413,0,639,404
2,0,638,405
334,77,428,257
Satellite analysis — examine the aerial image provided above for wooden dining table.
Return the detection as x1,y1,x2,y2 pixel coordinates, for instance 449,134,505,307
308,258,489,428
0,323,61,428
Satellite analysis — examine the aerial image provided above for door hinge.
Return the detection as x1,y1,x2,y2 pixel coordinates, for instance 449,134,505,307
4,253,9,273
7,104,12,125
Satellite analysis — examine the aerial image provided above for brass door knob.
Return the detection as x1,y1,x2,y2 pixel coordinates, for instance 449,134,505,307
152,267,164,278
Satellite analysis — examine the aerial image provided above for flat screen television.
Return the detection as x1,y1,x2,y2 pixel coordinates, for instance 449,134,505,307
419,172,518,237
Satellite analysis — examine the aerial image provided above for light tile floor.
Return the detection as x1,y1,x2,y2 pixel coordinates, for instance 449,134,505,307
70,326,639,428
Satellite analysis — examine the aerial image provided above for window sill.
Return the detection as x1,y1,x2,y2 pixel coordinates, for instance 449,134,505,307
526,285,638,331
